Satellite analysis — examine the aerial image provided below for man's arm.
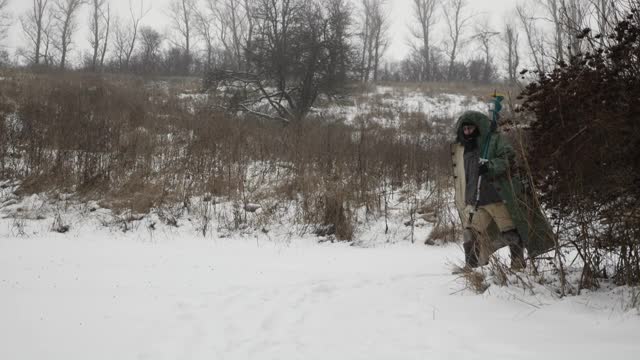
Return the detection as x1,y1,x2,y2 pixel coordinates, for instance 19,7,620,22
486,135,514,177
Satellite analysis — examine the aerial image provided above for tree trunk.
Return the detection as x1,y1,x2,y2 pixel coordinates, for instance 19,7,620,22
100,5,110,69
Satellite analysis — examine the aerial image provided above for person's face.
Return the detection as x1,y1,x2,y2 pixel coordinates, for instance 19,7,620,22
463,124,477,136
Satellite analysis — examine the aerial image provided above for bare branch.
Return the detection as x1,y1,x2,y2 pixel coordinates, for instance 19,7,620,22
19,0,51,65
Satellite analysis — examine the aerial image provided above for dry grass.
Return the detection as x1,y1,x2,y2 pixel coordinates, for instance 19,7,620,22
1,71,462,239
427,221,460,244
452,265,490,294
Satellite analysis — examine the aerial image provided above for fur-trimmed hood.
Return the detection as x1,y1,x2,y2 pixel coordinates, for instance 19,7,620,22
454,110,492,146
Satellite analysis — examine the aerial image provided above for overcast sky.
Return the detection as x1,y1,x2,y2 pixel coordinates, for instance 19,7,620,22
3,0,519,65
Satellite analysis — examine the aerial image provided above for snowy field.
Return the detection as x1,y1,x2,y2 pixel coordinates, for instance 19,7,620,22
1,84,638,359
199,83,489,127
319,87,487,126
2,224,639,360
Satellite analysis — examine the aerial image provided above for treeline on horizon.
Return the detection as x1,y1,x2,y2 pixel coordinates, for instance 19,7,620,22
0,0,636,84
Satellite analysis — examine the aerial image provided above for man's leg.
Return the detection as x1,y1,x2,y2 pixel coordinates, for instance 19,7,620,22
485,203,526,270
467,207,495,266
503,230,526,270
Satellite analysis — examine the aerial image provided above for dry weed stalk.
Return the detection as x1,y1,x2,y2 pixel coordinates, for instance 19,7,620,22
1,71,455,240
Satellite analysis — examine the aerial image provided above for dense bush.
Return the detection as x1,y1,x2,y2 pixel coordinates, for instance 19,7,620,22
520,10,640,286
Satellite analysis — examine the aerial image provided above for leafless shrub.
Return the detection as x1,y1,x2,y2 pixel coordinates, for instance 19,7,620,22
190,198,212,237
427,221,459,244
1,70,457,241
156,203,182,228
518,11,640,287
322,188,354,241
487,255,538,291
103,209,145,233
10,216,27,237
51,212,70,233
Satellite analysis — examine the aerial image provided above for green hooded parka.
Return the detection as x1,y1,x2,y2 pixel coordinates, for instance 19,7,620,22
451,111,555,258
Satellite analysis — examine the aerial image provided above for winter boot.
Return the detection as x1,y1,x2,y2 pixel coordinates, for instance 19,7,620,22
502,230,526,270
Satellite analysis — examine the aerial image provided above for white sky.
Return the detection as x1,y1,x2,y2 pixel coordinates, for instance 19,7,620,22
3,0,519,65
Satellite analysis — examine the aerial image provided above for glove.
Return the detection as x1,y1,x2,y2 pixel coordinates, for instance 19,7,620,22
478,163,489,176
465,205,475,215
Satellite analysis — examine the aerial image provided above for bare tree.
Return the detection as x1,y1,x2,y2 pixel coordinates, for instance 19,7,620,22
611,0,637,24
112,16,129,69
99,4,111,68
52,0,84,69
242,0,255,69
246,0,305,119
443,0,472,81
503,21,520,83
0,0,10,42
538,0,565,63
538,0,590,62
167,0,196,74
138,25,162,73
194,0,216,71
324,0,353,89
589,0,633,48
358,0,370,82
409,0,439,81
559,0,589,57
211,0,353,122
472,18,499,83
212,0,253,71
370,0,389,82
112,0,149,70
20,0,51,65
88,0,110,71
516,2,547,74
589,0,614,46
0,1,10,65
41,11,55,65
196,0,252,71
359,0,389,83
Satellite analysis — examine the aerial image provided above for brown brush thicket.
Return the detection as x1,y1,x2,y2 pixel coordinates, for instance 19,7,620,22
519,9,640,287
0,72,453,240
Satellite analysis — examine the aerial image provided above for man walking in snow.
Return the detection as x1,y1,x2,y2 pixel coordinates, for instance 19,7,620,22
451,110,534,270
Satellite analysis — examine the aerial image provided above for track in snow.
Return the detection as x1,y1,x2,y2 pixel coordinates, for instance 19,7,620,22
1,235,638,360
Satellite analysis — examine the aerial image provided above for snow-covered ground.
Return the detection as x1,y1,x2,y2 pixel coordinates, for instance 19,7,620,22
201,84,488,126
320,87,487,127
1,83,638,359
2,221,639,360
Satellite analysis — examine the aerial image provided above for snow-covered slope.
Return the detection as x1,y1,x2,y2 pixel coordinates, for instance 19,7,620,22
1,225,639,360
319,86,487,126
